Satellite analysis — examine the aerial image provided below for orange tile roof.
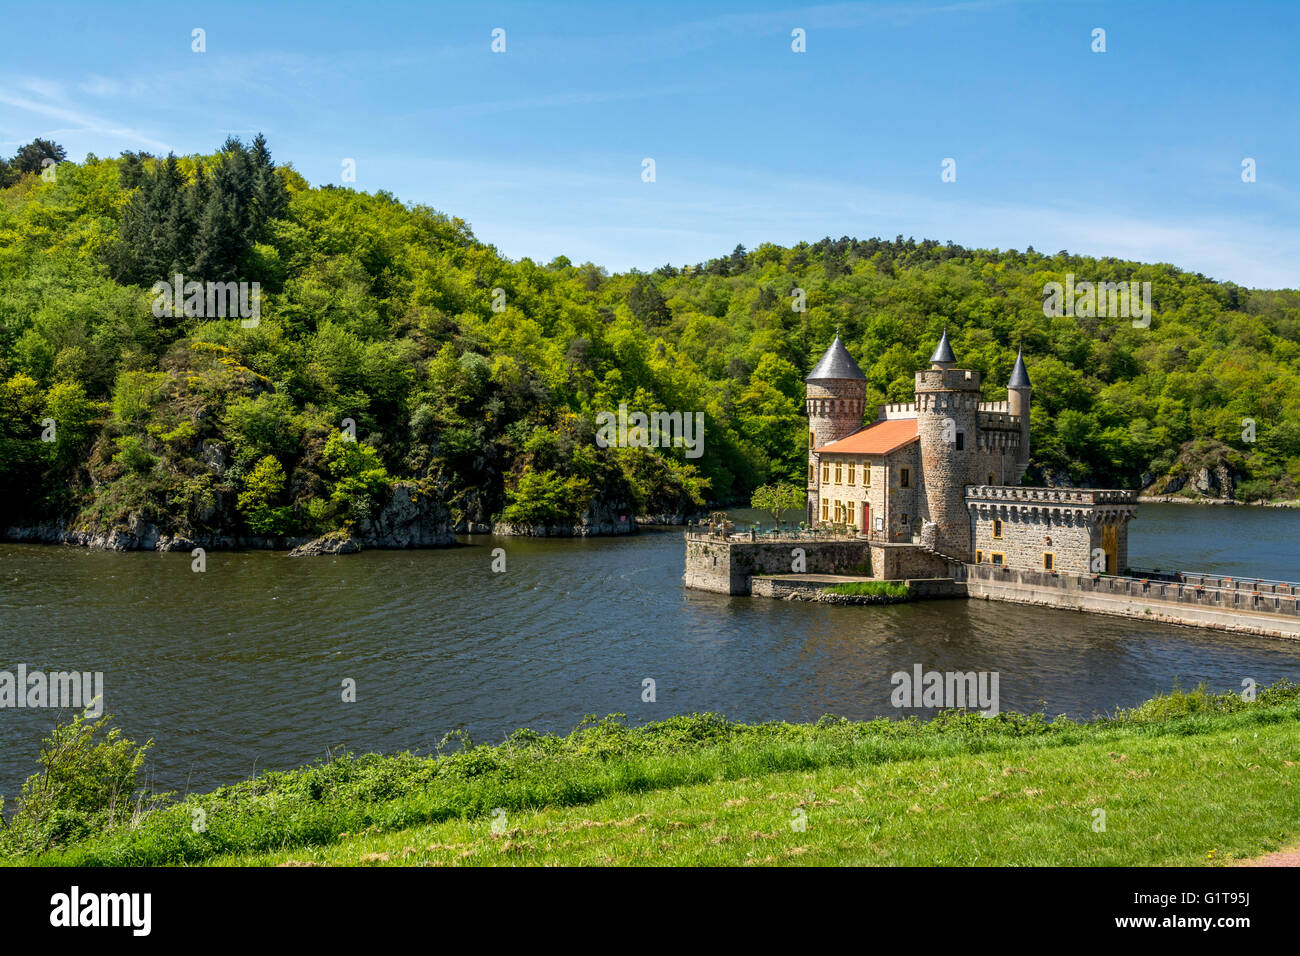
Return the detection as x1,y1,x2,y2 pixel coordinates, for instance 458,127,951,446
815,418,918,456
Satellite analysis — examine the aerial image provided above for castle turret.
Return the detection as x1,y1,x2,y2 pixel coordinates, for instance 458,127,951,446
929,329,956,370
915,333,979,559
805,335,866,525
1007,349,1032,480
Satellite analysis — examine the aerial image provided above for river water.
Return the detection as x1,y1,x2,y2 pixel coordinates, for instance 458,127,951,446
1,503,1298,798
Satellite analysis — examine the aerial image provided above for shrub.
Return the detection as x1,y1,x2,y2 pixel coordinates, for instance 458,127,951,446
237,455,293,535
0,714,168,857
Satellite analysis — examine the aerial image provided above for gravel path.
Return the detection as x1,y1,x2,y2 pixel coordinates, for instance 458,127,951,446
1236,845,1300,866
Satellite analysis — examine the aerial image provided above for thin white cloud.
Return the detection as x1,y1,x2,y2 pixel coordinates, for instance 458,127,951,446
0,87,172,153
78,75,121,97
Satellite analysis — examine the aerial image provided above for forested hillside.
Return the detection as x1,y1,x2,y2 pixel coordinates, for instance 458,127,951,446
1,138,1297,544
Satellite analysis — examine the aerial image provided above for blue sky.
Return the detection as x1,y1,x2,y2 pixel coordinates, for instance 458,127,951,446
2,0,1296,286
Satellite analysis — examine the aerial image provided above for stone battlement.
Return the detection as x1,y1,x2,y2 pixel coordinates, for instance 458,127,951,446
977,411,1022,430
915,367,981,392
965,486,1138,506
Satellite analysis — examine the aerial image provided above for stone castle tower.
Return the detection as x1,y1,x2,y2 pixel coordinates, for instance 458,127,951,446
915,331,980,559
1007,348,1032,479
804,334,866,526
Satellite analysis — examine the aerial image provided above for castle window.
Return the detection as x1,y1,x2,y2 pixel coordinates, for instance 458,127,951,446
991,552,1005,566
900,513,909,526
809,430,815,449
987,473,996,485
1043,552,1055,571
992,519,1003,539
834,461,842,484
822,463,830,484
808,462,814,482
899,468,910,488
847,462,856,485
955,432,965,451
847,500,856,528
975,550,983,564
864,465,871,487
821,500,829,522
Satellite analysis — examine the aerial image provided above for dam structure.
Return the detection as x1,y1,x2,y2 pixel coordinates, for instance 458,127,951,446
683,335,1300,641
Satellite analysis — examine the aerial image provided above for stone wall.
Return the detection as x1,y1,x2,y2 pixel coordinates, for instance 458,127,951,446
683,536,872,595
816,447,919,537
972,509,1093,574
967,487,1137,575
751,575,964,601
869,543,954,579
966,564,1300,640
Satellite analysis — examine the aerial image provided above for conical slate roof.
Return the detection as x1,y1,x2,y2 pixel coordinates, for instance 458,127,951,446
805,334,866,382
1008,349,1031,388
929,330,956,365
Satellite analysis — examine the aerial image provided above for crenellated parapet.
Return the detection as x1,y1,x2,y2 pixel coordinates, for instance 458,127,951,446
966,485,1138,574
977,411,1022,430
880,402,918,419
966,486,1139,508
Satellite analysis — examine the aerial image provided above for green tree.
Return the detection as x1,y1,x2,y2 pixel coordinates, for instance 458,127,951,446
322,431,391,526
502,468,590,526
237,455,293,534
750,482,805,527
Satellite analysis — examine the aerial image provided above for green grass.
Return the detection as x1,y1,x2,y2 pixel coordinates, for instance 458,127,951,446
217,718,1300,867
822,580,911,598
4,684,1299,867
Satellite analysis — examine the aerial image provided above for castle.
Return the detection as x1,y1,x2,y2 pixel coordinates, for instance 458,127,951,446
805,332,1138,577
684,339,1300,640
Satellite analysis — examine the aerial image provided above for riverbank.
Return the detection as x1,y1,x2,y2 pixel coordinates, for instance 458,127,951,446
0,511,707,553
1137,495,1300,508
4,684,1297,867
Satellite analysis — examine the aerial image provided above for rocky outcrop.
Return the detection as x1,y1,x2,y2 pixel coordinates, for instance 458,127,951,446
354,481,454,547
491,496,638,537
1143,439,1243,501
3,480,453,553
635,511,706,526
1,522,296,552
491,515,636,537
288,531,361,557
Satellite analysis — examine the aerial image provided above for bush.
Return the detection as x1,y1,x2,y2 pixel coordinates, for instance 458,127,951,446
501,468,590,526
237,454,293,534
323,431,390,526
0,714,168,857
111,434,158,473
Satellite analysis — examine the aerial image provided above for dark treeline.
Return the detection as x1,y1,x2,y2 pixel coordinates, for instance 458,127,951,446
105,134,287,285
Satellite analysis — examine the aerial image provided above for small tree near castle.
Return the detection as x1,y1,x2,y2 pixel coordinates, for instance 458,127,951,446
751,483,805,528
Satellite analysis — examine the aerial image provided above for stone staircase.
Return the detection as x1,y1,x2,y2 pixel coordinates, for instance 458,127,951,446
914,527,968,579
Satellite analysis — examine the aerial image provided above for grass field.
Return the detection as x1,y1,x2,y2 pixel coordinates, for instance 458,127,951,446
5,684,1299,867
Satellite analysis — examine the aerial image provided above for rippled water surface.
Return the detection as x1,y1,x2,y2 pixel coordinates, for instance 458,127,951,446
2,503,1298,796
